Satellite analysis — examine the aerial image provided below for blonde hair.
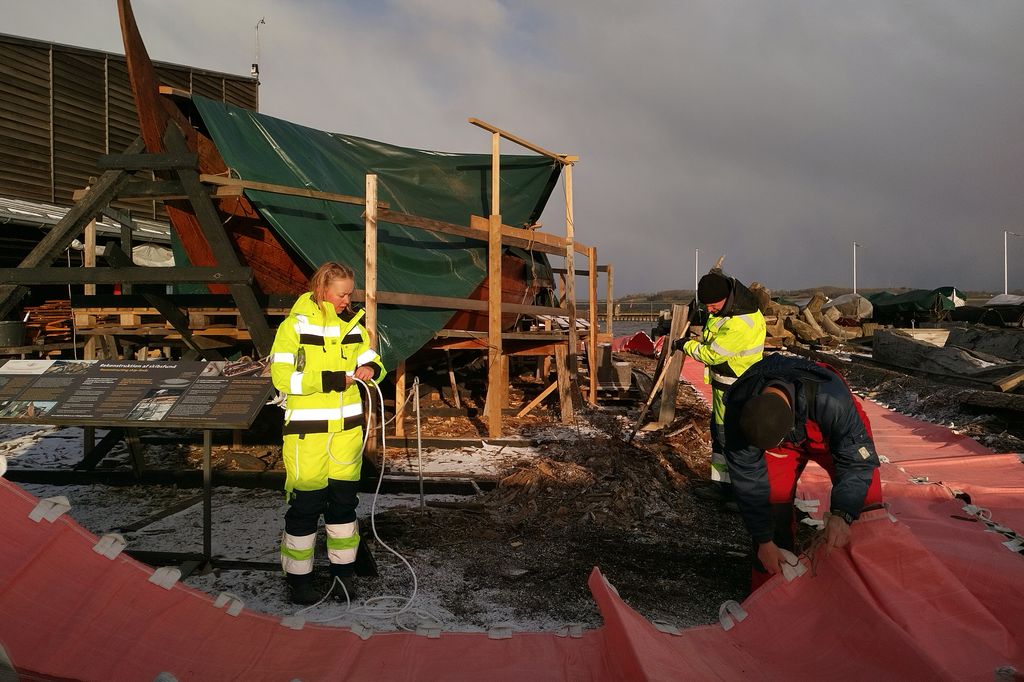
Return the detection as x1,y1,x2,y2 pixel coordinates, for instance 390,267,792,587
309,261,356,307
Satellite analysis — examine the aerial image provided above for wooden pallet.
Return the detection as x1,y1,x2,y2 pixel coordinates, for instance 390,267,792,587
72,306,290,336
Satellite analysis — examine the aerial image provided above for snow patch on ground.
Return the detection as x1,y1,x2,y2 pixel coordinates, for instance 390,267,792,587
3,423,571,633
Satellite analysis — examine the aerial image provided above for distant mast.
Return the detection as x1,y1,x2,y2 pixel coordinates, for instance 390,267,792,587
252,16,266,83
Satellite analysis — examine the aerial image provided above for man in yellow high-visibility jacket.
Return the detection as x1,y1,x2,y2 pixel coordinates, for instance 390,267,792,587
674,271,766,505
270,262,386,605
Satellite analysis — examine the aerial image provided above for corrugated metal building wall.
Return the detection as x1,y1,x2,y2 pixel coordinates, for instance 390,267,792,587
0,33,258,217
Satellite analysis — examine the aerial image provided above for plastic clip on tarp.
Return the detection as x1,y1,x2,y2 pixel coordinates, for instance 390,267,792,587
148,567,181,590
555,623,586,639
652,621,682,635
29,496,70,523
415,622,442,639
488,625,514,640
778,548,807,582
718,600,748,631
279,615,305,630
92,533,127,559
213,592,245,617
350,624,373,641
793,498,820,514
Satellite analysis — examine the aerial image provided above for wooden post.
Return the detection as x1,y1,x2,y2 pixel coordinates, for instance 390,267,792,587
564,164,577,376
445,351,461,409
394,361,406,438
483,132,504,437
588,246,598,405
84,219,97,296
657,304,687,425
120,221,133,295
364,174,378,346
606,263,614,337
485,211,504,437
501,354,510,408
554,344,573,424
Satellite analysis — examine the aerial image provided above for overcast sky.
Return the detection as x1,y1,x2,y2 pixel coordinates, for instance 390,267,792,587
4,1,1024,295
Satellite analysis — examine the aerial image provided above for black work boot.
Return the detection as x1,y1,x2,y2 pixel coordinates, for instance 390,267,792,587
694,483,740,512
693,482,730,502
287,578,321,606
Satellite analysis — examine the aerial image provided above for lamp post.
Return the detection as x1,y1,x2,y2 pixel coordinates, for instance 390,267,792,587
1004,230,1022,295
694,248,699,294
853,241,861,295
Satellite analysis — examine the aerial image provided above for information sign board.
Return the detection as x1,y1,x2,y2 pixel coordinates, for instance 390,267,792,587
0,358,273,429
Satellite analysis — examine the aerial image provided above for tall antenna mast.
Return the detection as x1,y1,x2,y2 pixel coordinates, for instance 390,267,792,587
252,16,266,82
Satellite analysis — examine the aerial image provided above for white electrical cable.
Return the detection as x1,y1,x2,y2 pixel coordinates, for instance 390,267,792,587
299,377,435,629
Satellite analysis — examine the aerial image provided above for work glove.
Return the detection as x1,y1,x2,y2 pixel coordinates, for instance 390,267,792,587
321,370,348,392
671,337,688,353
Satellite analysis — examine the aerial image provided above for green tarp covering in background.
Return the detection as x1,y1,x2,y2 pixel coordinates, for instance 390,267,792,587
867,287,965,324
182,95,562,368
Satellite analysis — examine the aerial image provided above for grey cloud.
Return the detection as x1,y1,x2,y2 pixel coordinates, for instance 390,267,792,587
3,0,1023,293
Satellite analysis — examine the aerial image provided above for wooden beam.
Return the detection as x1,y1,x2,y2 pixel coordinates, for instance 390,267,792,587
163,126,274,356
550,265,610,274
97,152,197,171
0,266,252,285
657,304,687,425
199,174,388,209
994,368,1024,393
564,164,579,377
84,219,97,296
491,132,500,216
588,246,598,405
0,136,144,320
554,345,574,424
364,174,378,347
469,117,577,165
73,179,188,201
394,361,406,438
469,215,591,255
606,263,614,338
485,213,504,438
516,380,558,418
158,85,192,98
352,289,564,316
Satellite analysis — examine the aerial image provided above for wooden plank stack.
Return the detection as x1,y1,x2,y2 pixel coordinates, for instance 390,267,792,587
23,300,74,344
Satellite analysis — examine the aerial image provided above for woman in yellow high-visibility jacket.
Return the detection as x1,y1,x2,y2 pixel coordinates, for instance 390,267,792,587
270,261,386,605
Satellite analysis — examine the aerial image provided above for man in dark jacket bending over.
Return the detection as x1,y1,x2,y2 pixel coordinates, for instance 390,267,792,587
723,354,883,590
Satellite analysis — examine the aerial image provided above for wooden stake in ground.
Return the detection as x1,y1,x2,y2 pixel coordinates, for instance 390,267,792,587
626,302,696,442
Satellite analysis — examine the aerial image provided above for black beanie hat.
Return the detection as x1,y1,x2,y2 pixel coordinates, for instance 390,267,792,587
697,272,731,304
738,392,794,449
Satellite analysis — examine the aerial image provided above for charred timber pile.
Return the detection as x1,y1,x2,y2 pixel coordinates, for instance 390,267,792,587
872,327,1024,394
748,284,873,348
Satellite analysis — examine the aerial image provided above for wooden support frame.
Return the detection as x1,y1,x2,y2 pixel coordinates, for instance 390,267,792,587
161,125,274,356
467,117,585,432
0,137,145,320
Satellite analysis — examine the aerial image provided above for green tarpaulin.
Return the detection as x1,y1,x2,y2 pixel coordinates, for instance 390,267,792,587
867,287,965,323
179,96,562,368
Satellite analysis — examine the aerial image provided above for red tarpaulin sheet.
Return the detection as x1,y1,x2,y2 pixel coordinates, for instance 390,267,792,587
611,331,656,356
0,362,1021,679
